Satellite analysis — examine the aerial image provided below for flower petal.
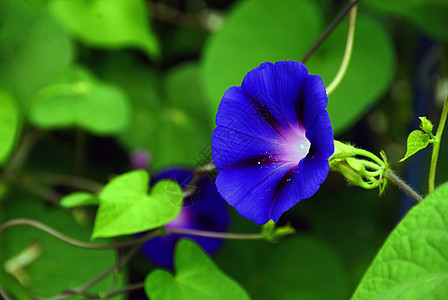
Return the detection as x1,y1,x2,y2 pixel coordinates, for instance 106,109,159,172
306,112,334,159
269,155,329,222
302,74,334,158
215,86,280,142
212,126,285,170
215,162,296,224
302,74,329,129
241,61,309,130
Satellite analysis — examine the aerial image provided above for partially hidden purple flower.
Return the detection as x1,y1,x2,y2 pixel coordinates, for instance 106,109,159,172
141,168,230,269
212,61,334,225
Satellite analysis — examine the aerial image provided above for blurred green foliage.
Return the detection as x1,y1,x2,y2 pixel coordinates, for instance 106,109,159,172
0,91,19,165
0,0,447,299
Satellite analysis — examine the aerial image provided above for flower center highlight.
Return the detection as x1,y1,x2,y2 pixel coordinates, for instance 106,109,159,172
280,126,310,165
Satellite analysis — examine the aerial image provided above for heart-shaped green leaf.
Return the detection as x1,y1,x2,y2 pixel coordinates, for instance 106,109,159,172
60,192,99,208
48,0,159,58
145,239,251,300
399,130,431,162
352,182,448,299
92,170,183,239
0,90,19,165
28,66,131,135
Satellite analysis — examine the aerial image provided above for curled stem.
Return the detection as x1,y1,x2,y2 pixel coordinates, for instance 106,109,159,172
428,93,448,193
387,170,423,202
326,0,358,95
99,282,145,299
0,219,160,250
44,243,145,300
31,172,104,193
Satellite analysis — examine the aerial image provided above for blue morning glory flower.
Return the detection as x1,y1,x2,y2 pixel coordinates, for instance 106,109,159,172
141,168,230,269
212,61,334,225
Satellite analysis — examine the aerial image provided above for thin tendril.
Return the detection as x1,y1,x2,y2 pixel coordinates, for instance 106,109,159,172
326,0,358,95
300,0,360,63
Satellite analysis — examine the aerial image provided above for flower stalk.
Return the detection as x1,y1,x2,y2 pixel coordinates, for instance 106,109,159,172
428,93,448,193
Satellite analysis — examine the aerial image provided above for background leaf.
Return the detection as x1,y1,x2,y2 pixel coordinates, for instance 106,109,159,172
48,0,159,57
145,239,251,300
28,66,131,135
364,0,448,41
100,56,212,169
352,182,448,299
0,0,73,106
0,90,19,165
92,170,183,239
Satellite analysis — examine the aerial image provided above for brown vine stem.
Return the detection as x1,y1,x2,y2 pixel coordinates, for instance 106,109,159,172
300,0,360,63
43,242,146,300
99,282,145,300
0,219,161,250
30,172,104,193
183,162,216,198
3,128,40,175
387,170,423,202
10,177,61,205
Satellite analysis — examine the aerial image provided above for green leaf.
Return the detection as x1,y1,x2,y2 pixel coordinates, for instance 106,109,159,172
419,116,434,135
92,170,183,239
0,0,73,106
145,239,251,300
60,192,99,208
0,91,19,165
28,66,131,135
202,0,395,134
48,0,159,58
0,193,125,299
399,130,430,162
352,182,448,299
